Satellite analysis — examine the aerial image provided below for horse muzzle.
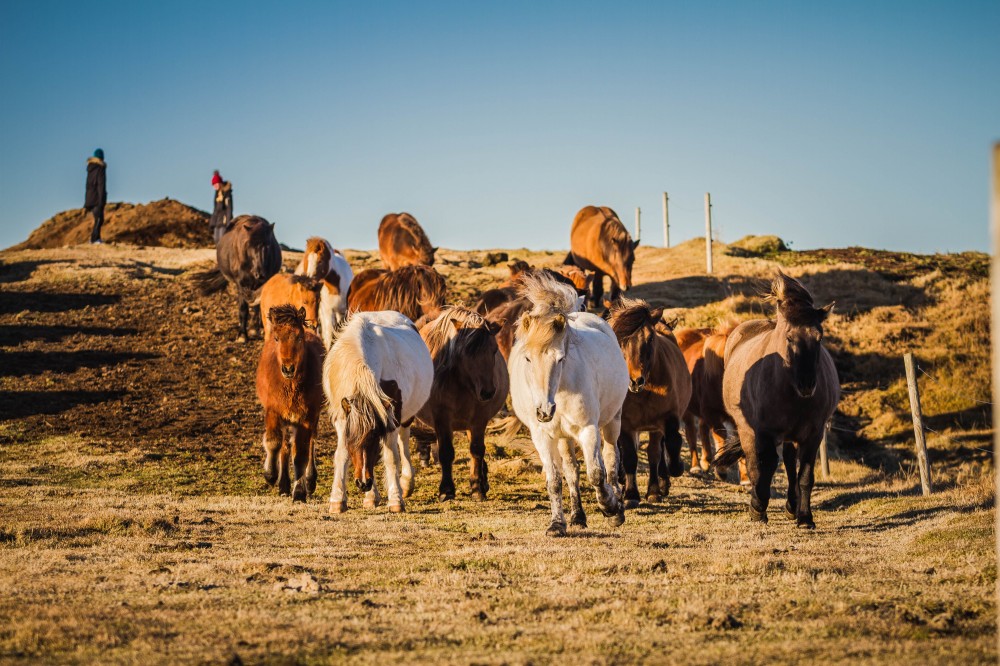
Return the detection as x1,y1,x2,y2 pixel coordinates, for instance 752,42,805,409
795,385,817,399
535,403,556,423
280,364,296,379
479,388,497,402
629,377,646,393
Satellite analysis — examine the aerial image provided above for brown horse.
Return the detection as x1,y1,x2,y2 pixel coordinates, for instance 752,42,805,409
475,262,590,317
715,272,839,528
193,215,282,342
256,305,325,502
565,206,638,308
378,213,436,270
346,265,447,322
609,298,692,506
416,307,508,501
259,273,324,341
294,236,353,348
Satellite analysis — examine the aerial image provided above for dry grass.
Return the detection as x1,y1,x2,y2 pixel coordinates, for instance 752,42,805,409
0,240,995,664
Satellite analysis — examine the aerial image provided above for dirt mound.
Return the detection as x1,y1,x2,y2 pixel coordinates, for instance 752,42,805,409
10,199,213,250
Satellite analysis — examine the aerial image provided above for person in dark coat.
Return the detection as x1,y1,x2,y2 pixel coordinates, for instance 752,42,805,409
85,148,107,244
209,170,234,244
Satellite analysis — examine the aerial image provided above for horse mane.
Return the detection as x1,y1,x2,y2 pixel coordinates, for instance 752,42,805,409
289,274,322,292
268,303,306,330
423,306,493,370
354,266,447,320
518,272,577,318
767,272,826,327
608,297,659,342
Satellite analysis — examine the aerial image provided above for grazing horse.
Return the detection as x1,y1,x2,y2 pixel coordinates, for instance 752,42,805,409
295,237,354,348
565,206,638,308
256,305,325,501
194,215,282,342
323,310,433,513
346,265,447,322
508,273,629,536
609,299,692,506
259,273,322,341
715,273,839,528
378,212,437,270
416,307,508,501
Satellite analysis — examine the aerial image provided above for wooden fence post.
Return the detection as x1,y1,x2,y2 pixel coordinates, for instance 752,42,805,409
989,141,1000,653
903,352,932,495
705,192,713,274
662,192,670,248
819,430,831,480
635,207,641,242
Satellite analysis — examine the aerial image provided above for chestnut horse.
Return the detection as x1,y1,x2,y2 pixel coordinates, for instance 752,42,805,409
194,215,282,342
609,299,692,506
259,273,323,341
378,213,436,270
323,310,434,513
256,305,325,501
295,237,353,348
715,273,839,528
346,265,447,322
565,206,638,308
416,307,508,501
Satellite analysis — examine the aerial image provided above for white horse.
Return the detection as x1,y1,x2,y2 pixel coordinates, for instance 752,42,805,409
508,273,630,536
295,237,355,349
323,310,433,513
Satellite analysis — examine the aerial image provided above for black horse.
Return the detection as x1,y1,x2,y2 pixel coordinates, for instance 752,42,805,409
194,215,282,342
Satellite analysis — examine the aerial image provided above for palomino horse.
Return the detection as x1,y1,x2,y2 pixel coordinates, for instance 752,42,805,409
346,265,447,322
609,299,692,506
416,307,508,501
565,206,638,308
508,273,629,536
323,310,433,513
259,273,323,341
715,272,839,528
194,215,282,342
378,213,437,270
294,237,353,348
256,305,325,501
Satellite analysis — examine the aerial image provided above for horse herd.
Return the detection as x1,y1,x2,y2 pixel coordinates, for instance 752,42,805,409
194,206,839,534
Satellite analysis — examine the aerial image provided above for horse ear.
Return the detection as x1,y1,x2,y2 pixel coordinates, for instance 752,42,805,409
819,301,835,319
552,314,566,332
449,317,462,332
267,307,277,324
649,307,664,323
664,317,679,331
341,398,351,415
631,239,640,250
486,320,502,336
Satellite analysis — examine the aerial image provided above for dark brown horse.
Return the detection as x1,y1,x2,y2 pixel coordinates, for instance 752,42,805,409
475,261,593,317
416,307,508,501
565,206,638,308
378,212,436,270
194,215,282,342
609,298,692,506
346,265,447,322
715,273,839,528
255,305,325,502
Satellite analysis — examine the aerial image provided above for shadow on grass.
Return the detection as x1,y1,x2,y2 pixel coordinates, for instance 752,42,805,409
0,259,65,284
0,350,158,378
0,389,126,420
0,324,138,347
0,290,120,315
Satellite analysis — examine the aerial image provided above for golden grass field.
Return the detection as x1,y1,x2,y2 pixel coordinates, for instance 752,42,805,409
0,239,994,664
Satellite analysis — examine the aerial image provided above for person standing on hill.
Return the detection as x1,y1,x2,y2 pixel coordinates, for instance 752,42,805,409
84,148,107,244
210,170,234,244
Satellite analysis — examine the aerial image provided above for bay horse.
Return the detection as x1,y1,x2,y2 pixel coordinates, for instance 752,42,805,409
294,237,354,348
416,307,508,501
378,212,436,270
346,265,447,322
193,215,282,342
565,206,638,308
715,272,839,528
259,273,323,341
609,299,692,507
508,273,629,536
255,305,325,502
323,310,433,513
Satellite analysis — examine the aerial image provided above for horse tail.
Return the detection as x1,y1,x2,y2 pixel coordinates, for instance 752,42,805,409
493,413,527,444
712,438,744,470
191,267,228,296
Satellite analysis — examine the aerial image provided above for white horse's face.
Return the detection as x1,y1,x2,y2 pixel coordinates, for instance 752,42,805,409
518,314,568,423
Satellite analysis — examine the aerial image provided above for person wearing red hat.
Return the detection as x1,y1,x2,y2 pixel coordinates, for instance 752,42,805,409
85,148,107,244
209,169,234,244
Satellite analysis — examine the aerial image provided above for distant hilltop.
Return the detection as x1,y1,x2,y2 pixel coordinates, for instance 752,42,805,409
10,198,213,251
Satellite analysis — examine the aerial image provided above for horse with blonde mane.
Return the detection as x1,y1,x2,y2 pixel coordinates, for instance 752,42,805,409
508,273,629,536
323,310,434,513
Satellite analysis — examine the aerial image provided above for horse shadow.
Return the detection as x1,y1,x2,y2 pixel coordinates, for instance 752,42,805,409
0,259,63,285
0,350,159,378
628,274,764,310
0,324,138,347
0,389,125,421
0,291,120,315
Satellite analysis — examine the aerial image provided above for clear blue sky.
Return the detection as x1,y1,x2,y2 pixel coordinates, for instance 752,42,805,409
1,1,997,253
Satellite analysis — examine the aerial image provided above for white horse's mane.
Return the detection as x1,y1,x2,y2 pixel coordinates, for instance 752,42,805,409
518,272,578,318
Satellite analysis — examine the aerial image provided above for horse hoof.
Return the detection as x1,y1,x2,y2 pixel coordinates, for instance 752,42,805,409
748,507,768,523
687,468,702,477
292,487,307,503
784,504,796,520
624,499,640,510
237,335,248,344
362,497,379,510
546,522,567,537
797,519,816,530
389,502,405,514
438,492,455,502
329,501,347,514
401,480,413,498
606,509,626,528
570,511,587,528
646,493,661,504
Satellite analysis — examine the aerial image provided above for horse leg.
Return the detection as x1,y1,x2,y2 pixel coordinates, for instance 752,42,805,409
262,410,282,487
436,421,456,502
795,436,821,529
646,432,664,502
468,424,489,501
383,428,405,513
305,417,318,494
698,418,714,472
600,420,626,526
590,270,605,309
609,279,621,305
535,432,566,536
663,415,685,477
712,426,729,481
399,424,415,498
276,425,292,496
745,428,778,523
237,298,249,343
577,423,621,524
249,303,263,340
558,438,586,528
684,415,701,475
782,441,798,520
617,430,640,509
290,424,312,503
329,422,350,513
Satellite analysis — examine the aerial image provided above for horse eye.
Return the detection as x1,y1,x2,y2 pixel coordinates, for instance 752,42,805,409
524,357,532,364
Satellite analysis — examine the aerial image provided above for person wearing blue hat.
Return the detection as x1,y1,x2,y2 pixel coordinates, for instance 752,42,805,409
85,148,107,244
